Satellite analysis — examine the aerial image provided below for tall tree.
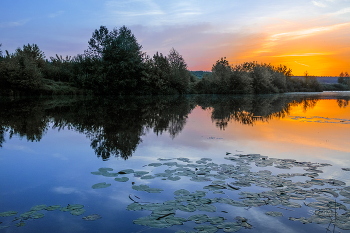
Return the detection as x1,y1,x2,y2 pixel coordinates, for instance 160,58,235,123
167,48,190,94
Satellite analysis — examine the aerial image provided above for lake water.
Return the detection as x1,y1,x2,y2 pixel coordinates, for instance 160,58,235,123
0,92,350,233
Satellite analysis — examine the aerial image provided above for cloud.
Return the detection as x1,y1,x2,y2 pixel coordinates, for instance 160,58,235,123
273,52,331,57
48,11,65,18
0,19,30,28
312,1,327,7
295,61,310,67
328,7,350,16
269,22,350,41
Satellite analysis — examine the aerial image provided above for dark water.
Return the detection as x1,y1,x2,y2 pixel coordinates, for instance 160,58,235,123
0,92,350,233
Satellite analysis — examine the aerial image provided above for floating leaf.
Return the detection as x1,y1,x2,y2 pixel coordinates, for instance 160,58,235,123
15,222,25,227
82,214,102,221
67,204,84,210
174,189,190,196
140,175,155,180
217,222,241,232
20,211,36,219
114,177,129,182
265,211,283,217
70,208,85,216
99,168,113,172
133,216,172,228
164,216,187,225
194,224,218,233
148,163,162,167
92,182,111,189
188,214,209,223
102,172,119,177
208,216,225,224
127,203,142,211
31,204,47,211
31,212,45,219
118,169,134,174
45,205,61,211
178,204,196,212
167,176,181,181
197,204,216,212
0,211,17,217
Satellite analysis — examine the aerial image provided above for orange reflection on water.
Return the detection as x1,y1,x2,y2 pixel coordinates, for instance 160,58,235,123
195,98,350,163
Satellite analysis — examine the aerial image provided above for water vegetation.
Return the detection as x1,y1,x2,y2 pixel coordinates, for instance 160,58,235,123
85,154,350,232
0,26,340,96
0,203,95,229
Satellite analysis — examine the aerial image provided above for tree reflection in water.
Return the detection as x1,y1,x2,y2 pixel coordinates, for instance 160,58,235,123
0,94,344,159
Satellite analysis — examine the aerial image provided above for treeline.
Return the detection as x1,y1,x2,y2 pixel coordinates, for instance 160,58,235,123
0,26,324,95
195,58,322,94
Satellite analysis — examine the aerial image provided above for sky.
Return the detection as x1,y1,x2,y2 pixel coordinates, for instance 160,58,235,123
1,0,350,76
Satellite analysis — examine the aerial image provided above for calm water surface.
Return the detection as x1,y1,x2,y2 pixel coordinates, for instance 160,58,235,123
0,92,350,233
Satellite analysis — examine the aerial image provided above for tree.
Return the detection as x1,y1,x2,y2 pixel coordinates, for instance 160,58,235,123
0,44,45,91
212,57,232,93
167,48,190,94
338,72,346,85
86,26,109,59
102,25,145,94
0,43,2,57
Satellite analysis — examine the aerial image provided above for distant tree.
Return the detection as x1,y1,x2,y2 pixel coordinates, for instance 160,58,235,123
0,43,2,57
167,48,190,94
85,26,109,59
212,57,232,93
338,71,349,85
102,25,145,94
0,44,45,91
81,25,145,94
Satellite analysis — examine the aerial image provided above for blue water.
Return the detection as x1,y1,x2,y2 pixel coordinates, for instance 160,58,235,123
0,93,350,233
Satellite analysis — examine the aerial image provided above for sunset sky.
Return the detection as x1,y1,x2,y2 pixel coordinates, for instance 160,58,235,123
1,0,349,76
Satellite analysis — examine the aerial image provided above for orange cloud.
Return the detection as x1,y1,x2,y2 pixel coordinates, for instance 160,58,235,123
222,22,350,76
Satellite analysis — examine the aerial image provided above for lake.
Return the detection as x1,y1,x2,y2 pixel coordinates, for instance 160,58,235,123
0,92,350,233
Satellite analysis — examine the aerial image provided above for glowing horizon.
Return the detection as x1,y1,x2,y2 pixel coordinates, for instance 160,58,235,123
1,0,349,76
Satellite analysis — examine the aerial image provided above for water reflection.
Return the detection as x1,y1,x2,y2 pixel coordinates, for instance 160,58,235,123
0,93,348,159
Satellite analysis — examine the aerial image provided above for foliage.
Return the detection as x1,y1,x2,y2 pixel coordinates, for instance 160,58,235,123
0,29,325,95
0,44,45,92
338,72,350,86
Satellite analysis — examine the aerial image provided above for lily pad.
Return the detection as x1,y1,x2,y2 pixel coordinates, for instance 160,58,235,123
140,175,155,180
174,189,190,196
118,169,134,174
148,163,162,167
178,204,196,212
67,204,84,210
0,211,17,217
31,212,45,219
197,204,217,212
217,222,242,232
45,205,61,211
70,208,85,216
265,211,283,217
15,222,26,227
133,215,172,228
114,177,129,182
194,224,218,233
31,204,47,211
188,214,209,223
82,214,102,221
92,182,111,189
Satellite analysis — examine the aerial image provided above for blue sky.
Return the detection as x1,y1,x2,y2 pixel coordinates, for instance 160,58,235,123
1,0,350,75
